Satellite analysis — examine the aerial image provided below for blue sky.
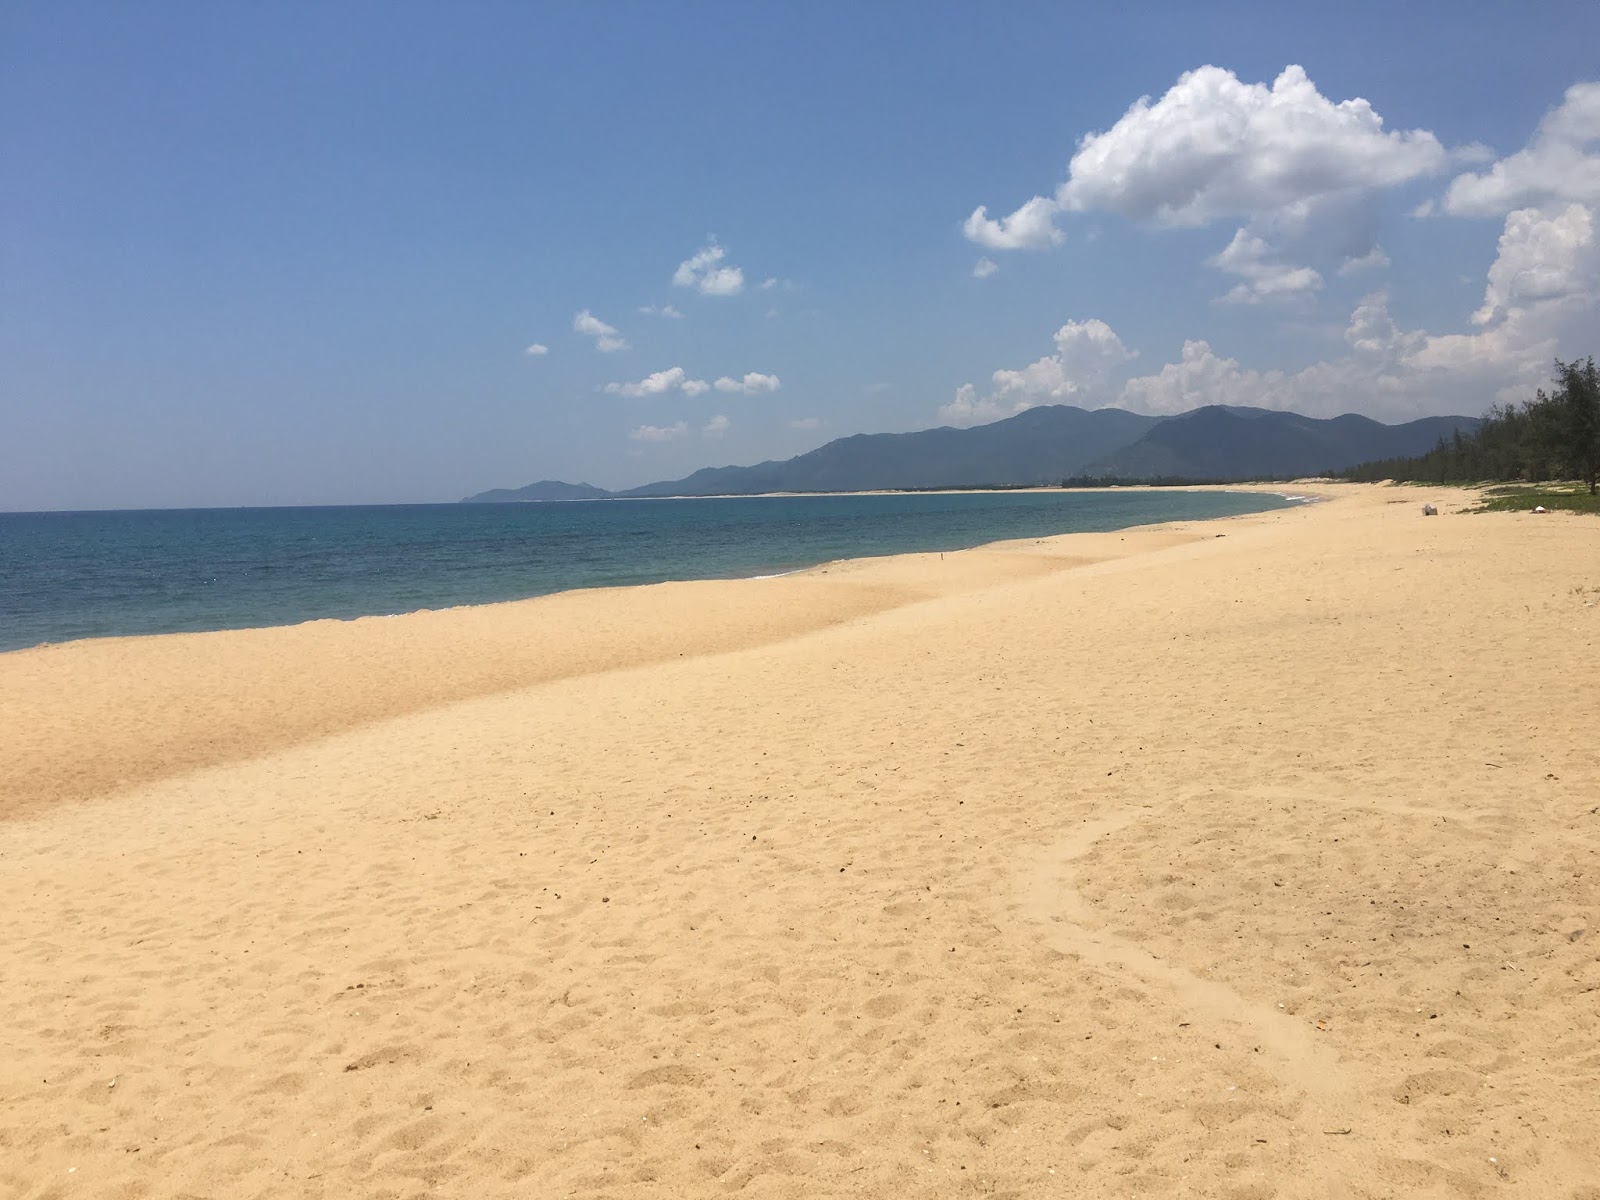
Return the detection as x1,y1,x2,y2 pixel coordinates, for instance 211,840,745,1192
4,1,1600,509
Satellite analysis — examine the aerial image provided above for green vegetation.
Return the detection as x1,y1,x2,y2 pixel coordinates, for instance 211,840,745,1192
1341,357,1600,493
1473,484,1600,515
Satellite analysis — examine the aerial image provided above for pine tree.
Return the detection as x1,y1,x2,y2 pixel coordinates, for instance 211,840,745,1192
1552,357,1600,494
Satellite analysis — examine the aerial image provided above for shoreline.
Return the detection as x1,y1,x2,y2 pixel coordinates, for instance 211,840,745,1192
2,486,1316,824
2,478,1326,517
464,481,1332,503
5,480,1596,1196
2,483,1313,660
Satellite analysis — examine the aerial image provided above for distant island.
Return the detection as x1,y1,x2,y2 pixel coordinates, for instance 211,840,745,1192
462,404,1479,502
463,480,615,503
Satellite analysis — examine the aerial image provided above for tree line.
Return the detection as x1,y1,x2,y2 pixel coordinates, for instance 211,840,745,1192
1341,357,1600,493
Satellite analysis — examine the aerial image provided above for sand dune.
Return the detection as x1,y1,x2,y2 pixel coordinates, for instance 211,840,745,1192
2,484,1596,1198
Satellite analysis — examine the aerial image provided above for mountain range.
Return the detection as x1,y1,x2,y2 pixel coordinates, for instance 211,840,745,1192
462,404,1479,502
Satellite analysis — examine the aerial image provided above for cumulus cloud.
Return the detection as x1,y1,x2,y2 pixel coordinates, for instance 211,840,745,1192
941,319,1136,425
702,414,731,438
939,383,1017,427
1300,290,1556,419
573,309,629,353
524,342,549,356
972,256,999,278
1472,203,1597,325
713,372,781,394
603,366,710,398
972,243,1595,425
1395,193,1595,405
1410,86,1600,398
1443,82,1600,216
944,76,1600,429
1116,340,1287,415
1209,228,1324,304
637,303,684,319
1337,245,1391,276
1452,142,1497,167
789,416,822,431
1342,290,1421,358
994,319,1137,395
963,196,1064,250
1115,239,1599,423
1083,86,1600,425
964,64,1448,279
628,421,689,443
1060,66,1446,225
673,241,745,296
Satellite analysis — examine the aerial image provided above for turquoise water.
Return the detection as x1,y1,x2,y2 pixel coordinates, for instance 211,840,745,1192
0,491,1296,652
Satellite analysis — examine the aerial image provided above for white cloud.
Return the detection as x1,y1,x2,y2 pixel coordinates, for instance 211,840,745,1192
524,342,549,356
1115,240,1599,423
1116,339,1287,415
1409,86,1600,403
698,267,744,296
996,318,1137,396
1391,199,1597,407
603,366,710,398
573,309,629,353
628,421,689,443
962,196,1064,250
759,276,795,291
1451,142,1497,167
1443,82,1600,216
1342,290,1421,357
1305,292,1553,420
1109,307,1488,424
1472,203,1597,324
637,304,684,319
964,224,1594,426
972,256,999,278
673,241,745,296
942,319,1136,425
789,416,822,431
1061,65,1446,226
1018,90,1600,426
1209,227,1324,304
1337,245,1391,276
966,65,1448,272
939,383,1019,427
702,414,730,438
943,76,1600,431
713,371,781,394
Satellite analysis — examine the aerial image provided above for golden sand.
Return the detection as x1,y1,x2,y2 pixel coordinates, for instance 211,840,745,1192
2,483,1596,1198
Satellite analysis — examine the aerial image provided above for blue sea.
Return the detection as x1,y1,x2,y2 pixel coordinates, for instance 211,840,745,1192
0,490,1298,653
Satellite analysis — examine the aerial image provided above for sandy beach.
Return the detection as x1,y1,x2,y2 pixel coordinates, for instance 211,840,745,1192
2,482,1596,1199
